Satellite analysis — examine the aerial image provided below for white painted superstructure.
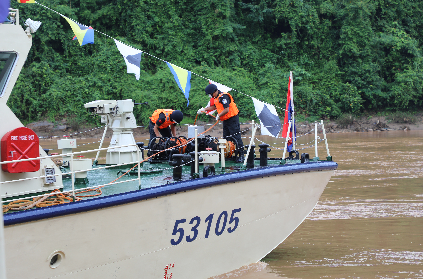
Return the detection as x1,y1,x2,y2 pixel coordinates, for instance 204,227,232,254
0,21,62,199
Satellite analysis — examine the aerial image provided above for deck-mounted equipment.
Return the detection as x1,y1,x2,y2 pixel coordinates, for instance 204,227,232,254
84,99,139,165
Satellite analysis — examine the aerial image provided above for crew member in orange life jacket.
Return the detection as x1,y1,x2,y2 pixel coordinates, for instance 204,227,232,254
197,84,244,163
149,109,183,143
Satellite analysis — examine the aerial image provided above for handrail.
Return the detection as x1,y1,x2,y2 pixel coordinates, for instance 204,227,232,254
1,121,220,203
252,120,330,158
0,143,138,165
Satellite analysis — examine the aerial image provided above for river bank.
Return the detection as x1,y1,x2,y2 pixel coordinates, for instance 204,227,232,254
26,114,423,139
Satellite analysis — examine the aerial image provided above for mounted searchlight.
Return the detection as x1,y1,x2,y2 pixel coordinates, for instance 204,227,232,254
24,18,42,33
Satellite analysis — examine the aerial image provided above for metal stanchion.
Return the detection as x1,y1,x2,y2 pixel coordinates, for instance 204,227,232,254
195,129,198,174
0,188,7,279
243,120,257,166
314,122,319,160
321,120,331,160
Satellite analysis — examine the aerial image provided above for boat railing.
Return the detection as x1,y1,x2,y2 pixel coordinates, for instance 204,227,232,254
1,120,331,203
247,120,331,161
7,8,19,25
0,140,199,204
0,143,144,201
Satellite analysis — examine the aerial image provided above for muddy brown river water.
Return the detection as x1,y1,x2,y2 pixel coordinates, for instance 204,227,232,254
41,130,423,278
223,130,423,279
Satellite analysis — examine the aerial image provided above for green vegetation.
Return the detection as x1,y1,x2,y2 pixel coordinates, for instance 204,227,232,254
385,112,418,124
8,0,423,127
335,113,356,128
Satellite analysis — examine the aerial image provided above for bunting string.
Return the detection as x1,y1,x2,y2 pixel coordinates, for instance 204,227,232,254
31,1,291,115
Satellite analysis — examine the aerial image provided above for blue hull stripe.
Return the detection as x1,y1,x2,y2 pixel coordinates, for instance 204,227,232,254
4,161,337,226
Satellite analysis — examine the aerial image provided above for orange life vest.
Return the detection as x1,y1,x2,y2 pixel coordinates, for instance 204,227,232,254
214,92,239,121
150,109,174,129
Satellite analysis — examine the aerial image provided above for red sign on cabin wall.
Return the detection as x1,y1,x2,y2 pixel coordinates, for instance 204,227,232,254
1,127,40,173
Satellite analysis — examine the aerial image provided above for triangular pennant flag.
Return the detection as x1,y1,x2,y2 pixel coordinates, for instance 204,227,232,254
63,16,94,46
252,97,281,137
166,62,191,106
208,79,232,92
114,39,142,80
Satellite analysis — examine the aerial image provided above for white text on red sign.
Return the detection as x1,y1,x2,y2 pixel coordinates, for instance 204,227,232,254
11,135,36,141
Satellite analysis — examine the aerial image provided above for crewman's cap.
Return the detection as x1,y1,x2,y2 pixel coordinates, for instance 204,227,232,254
171,110,183,123
205,84,218,95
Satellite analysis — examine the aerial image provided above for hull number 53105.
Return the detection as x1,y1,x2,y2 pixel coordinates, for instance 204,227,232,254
171,208,242,246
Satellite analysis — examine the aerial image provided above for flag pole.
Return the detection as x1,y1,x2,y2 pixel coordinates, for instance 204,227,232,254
282,121,291,159
290,71,295,151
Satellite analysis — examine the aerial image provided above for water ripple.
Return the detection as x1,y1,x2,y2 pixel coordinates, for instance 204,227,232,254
293,249,423,267
308,200,423,220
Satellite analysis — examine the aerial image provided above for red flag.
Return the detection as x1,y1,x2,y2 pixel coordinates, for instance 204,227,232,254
282,72,295,151
282,72,294,137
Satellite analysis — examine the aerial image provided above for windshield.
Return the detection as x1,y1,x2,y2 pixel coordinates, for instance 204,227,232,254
0,52,18,98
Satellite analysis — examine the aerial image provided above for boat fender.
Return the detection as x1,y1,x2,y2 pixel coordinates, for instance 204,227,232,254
203,165,215,177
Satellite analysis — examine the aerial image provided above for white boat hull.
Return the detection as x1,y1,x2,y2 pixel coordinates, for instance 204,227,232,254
4,166,334,278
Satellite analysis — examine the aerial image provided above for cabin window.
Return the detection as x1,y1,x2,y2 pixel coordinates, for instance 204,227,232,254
0,52,18,98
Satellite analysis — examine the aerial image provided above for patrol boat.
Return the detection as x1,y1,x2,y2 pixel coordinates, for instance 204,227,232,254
0,10,337,279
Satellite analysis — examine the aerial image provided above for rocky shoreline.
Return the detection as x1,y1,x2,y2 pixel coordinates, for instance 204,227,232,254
27,114,422,140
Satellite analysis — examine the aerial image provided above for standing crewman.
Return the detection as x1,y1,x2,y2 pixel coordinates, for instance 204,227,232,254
197,84,244,162
149,109,183,143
